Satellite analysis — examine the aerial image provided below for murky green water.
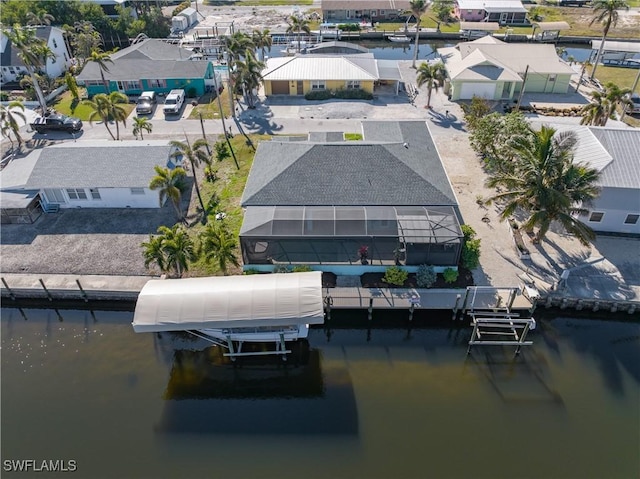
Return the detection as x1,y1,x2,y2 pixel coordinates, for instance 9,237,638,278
1,308,638,479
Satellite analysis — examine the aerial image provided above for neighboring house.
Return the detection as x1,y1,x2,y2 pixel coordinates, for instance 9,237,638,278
0,141,182,222
438,37,574,101
76,38,216,97
0,26,72,86
239,121,464,273
455,0,528,24
321,0,411,23
262,53,402,96
530,122,640,236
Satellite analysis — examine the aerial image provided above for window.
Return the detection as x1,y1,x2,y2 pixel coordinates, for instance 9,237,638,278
311,80,325,90
346,80,361,90
8,67,15,73
548,74,556,82
148,79,166,88
624,214,639,224
125,80,140,90
589,212,604,222
66,188,87,200
90,188,101,200
52,39,57,48
130,188,145,195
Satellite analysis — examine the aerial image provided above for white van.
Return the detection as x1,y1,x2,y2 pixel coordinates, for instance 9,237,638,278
163,89,185,115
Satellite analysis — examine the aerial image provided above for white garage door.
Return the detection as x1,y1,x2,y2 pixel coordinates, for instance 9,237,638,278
459,82,496,100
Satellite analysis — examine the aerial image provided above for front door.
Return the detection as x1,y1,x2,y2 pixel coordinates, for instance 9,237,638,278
501,81,513,99
500,12,508,23
297,81,303,95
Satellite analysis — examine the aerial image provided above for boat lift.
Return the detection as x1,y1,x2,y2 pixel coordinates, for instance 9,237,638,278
467,312,536,357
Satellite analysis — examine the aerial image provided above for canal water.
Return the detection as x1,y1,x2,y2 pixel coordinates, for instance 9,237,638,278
1,308,638,479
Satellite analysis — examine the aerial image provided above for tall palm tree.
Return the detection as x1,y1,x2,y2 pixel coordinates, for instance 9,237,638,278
589,0,629,79
132,116,153,140
223,32,254,117
485,125,600,245
252,28,272,61
0,101,27,149
149,165,187,220
141,234,166,273
580,82,633,126
83,93,115,139
156,225,196,278
169,137,211,217
26,11,55,26
234,49,264,109
72,21,104,69
416,61,446,108
87,49,114,93
2,25,54,113
82,91,128,140
286,15,311,52
409,0,428,69
199,223,240,275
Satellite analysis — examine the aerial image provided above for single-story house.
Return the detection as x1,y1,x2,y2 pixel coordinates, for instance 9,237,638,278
321,0,411,23
529,122,640,236
0,26,72,85
76,38,216,97
455,0,528,25
0,141,182,221
261,53,402,96
438,37,574,101
239,121,464,273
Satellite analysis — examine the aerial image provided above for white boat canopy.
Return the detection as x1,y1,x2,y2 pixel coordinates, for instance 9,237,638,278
590,40,640,54
132,271,324,333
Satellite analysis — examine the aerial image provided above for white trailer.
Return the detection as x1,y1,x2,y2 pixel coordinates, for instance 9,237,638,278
178,7,198,27
171,15,189,32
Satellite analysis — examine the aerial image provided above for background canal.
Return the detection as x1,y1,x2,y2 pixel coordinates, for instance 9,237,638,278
1,308,638,478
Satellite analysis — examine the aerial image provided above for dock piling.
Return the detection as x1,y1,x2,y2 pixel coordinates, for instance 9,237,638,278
452,294,461,320
368,297,373,321
38,278,53,301
76,279,89,302
1,277,16,300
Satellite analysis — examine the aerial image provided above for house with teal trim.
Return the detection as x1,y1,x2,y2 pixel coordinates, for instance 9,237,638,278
76,38,216,98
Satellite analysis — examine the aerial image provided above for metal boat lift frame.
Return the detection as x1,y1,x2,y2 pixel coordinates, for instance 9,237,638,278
467,312,535,357
187,329,291,360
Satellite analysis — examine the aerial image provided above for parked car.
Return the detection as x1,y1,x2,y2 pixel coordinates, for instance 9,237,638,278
163,89,185,116
629,94,640,115
135,91,157,115
30,113,82,134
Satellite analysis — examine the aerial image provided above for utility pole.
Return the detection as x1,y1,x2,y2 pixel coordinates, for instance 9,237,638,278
515,64,529,112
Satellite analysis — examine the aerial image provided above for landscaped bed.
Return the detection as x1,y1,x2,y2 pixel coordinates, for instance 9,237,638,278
361,269,474,289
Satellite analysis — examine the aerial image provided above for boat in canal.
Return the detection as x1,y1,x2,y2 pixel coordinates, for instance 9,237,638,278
387,34,411,43
132,271,325,359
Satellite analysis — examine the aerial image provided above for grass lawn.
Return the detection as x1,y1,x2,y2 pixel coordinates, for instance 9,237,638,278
185,133,270,276
52,90,135,120
190,88,233,120
590,65,640,94
344,133,363,140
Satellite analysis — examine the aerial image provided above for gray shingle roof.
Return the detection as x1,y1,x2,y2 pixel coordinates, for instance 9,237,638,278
589,127,640,189
23,142,173,189
242,121,457,207
111,38,193,61
1,26,53,68
77,59,209,82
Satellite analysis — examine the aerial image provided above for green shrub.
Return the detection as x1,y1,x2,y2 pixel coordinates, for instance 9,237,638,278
187,87,197,98
305,90,332,100
416,264,437,288
243,268,260,275
333,88,373,100
383,266,408,286
291,265,313,272
274,265,291,273
172,1,190,16
442,268,459,283
461,224,481,270
338,23,361,31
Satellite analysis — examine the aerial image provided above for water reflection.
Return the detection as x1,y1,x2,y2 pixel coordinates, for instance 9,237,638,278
158,347,358,435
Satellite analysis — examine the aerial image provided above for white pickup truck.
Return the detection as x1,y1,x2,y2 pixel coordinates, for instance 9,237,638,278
162,89,185,115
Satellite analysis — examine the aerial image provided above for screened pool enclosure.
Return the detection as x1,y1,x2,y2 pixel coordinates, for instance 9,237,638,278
240,205,463,267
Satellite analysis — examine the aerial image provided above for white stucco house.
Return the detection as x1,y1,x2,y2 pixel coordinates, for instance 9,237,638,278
0,26,72,85
530,122,640,236
0,141,182,223
437,37,574,101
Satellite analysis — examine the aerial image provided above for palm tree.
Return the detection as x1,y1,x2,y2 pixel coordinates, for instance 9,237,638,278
0,101,27,149
416,61,446,108
156,225,196,278
234,49,264,109
223,32,254,117
252,28,272,61
169,137,211,217
199,223,240,275
2,25,54,113
409,0,428,68
580,82,633,126
72,21,104,69
82,91,128,140
286,15,311,52
149,165,187,220
589,0,629,79
141,234,166,273
485,125,600,245
132,116,153,140
26,11,55,26
87,49,114,93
